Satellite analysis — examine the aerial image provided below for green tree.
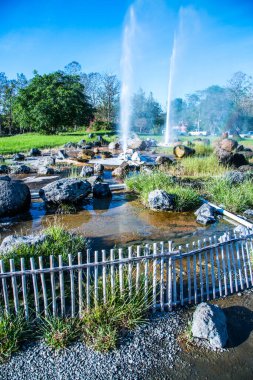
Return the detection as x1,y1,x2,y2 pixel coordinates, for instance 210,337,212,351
13,71,94,134
96,73,120,126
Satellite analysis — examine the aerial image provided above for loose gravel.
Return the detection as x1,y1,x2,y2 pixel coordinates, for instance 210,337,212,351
0,310,185,380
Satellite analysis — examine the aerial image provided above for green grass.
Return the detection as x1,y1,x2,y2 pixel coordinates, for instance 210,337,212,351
0,130,116,155
0,314,29,363
205,178,253,213
0,225,86,266
168,155,229,178
81,277,149,352
126,170,201,211
40,316,80,350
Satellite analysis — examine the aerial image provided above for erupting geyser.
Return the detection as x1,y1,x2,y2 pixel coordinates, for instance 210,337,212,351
120,6,136,152
164,35,177,145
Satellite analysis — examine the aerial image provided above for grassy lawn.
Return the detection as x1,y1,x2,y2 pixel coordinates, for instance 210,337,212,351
0,130,116,155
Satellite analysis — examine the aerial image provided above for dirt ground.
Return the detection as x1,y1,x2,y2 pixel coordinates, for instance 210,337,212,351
150,290,253,380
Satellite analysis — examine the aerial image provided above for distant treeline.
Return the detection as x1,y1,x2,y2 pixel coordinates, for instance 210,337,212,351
0,61,252,135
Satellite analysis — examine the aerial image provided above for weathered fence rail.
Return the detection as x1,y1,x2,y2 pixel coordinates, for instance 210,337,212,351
0,230,253,319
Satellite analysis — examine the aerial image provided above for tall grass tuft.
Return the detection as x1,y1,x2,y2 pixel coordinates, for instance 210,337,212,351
126,170,201,211
205,178,253,213
168,155,228,178
0,313,29,363
40,316,80,350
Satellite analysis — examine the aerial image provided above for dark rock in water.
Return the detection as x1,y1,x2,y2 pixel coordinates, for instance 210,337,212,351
13,153,25,161
87,175,103,187
93,183,112,198
94,163,104,174
29,148,41,156
195,203,216,225
156,156,173,165
37,166,54,175
0,155,5,163
148,190,175,211
64,142,77,148
192,302,228,349
224,171,251,185
11,165,31,174
101,151,113,159
0,176,11,181
80,166,94,177
0,234,47,254
57,150,68,160
0,165,10,174
39,178,92,204
0,178,31,217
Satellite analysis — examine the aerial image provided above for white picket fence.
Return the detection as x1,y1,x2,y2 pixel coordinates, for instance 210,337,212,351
0,229,253,319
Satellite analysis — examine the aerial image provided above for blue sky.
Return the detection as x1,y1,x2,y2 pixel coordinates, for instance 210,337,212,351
1,0,253,107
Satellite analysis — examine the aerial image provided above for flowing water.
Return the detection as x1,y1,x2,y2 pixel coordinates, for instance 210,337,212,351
120,6,136,152
164,35,177,145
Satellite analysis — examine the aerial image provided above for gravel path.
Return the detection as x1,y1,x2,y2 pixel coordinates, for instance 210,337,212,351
0,311,184,380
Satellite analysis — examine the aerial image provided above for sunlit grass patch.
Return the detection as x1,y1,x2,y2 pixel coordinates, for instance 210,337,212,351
126,170,201,211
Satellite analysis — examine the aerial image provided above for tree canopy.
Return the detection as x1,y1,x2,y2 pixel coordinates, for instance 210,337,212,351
13,71,94,134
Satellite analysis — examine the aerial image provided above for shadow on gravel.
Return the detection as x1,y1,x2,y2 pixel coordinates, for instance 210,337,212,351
224,306,253,348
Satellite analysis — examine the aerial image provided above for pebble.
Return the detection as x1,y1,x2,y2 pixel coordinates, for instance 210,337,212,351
0,311,184,380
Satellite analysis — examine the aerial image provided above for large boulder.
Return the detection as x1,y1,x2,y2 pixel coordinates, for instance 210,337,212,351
195,203,216,225
29,148,41,156
108,141,120,150
192,302,228,349
39,178,92,204
112,162,130,178
11,165,31,174
127,137,147,151
148,190,175,211
220,138,238,152
77,149,95,162
0,234,47,255
0,165,10,174
13,153,25,161
93,183,112,198
224,171,251,185
0,178,31,217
